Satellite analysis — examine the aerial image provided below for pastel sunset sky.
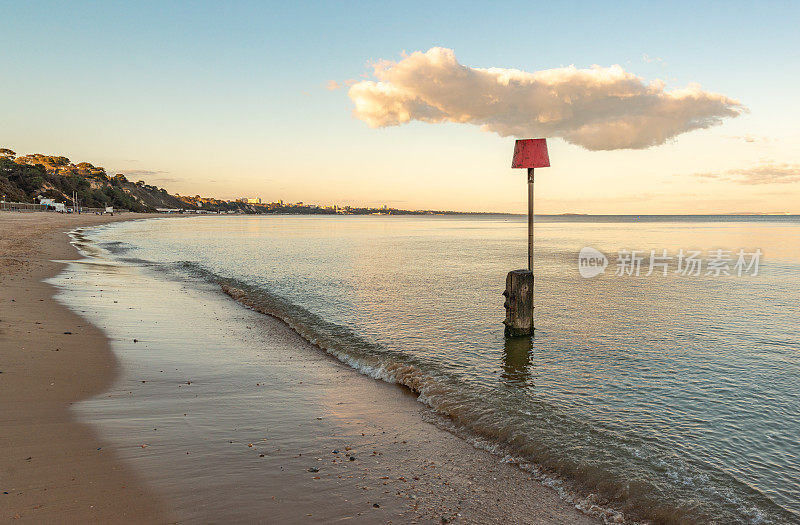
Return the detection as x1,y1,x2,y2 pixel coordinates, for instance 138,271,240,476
2,1,799,213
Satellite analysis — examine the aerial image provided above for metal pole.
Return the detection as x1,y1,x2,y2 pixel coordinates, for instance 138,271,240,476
527,167,534,271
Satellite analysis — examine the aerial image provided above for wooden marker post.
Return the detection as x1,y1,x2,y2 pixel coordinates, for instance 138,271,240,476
504,138,550,337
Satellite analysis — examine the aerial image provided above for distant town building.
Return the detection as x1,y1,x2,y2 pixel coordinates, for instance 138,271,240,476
245,197,261,204
37,196,66,212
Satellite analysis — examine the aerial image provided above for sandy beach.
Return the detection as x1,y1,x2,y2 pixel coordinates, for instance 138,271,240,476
0,212,168,522
1,212,599,524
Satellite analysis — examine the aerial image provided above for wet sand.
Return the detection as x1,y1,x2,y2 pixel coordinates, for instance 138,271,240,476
0,212,168,522
2,211,600,524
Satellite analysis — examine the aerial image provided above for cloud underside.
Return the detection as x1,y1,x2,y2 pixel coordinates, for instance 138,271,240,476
694,163,800,184
348,47,744,150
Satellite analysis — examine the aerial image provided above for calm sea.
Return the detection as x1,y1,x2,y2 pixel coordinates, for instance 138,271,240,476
86,215,800,524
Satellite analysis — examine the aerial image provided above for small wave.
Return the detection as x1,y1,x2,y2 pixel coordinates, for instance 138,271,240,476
206,277,797,525
214,277,637,524
98,240,133,255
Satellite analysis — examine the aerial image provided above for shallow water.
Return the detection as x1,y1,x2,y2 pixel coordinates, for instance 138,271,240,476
86,214,800,523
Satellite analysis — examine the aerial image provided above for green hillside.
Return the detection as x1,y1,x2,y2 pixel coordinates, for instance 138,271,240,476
0,148,191,212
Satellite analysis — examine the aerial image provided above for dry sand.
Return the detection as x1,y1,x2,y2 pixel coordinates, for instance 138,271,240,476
1,211,600,524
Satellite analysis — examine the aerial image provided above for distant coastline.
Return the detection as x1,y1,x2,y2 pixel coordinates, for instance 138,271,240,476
2,148,796,217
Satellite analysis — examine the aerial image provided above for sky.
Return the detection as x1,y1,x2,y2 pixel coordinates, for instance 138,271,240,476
2,0,799,213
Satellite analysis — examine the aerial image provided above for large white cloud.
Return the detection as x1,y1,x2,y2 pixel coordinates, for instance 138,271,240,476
348,47,744,150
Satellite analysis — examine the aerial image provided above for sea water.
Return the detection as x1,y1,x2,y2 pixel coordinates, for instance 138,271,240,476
85,215,800,523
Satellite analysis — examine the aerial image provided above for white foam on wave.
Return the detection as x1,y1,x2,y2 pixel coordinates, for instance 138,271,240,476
221,282,637,524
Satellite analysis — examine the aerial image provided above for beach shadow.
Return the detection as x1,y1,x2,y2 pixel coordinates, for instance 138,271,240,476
501,335,533,386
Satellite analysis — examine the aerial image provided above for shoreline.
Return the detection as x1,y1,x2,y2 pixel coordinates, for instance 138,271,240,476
2,212,600,523
0,212,169,522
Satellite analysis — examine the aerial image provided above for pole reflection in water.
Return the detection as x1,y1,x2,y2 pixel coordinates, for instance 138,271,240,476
501,336,533,386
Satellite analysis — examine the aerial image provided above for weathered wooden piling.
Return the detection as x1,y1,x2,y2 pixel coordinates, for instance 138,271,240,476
503,269,534,336
505,138,550,337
